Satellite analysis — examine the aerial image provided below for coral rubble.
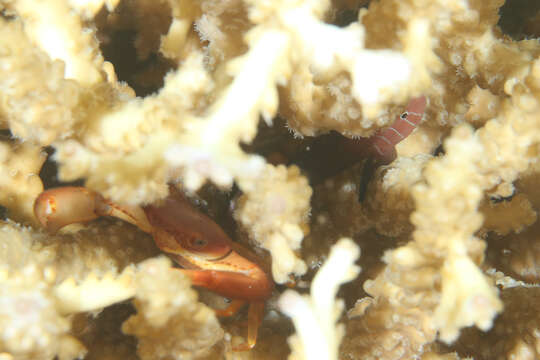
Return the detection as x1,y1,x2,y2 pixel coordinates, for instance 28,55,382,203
1,0,540,359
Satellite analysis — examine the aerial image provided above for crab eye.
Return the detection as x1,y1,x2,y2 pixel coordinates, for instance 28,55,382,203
190,237,208,248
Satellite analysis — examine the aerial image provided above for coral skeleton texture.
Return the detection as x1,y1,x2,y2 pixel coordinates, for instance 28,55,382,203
279,238,360,360
1,0,540,359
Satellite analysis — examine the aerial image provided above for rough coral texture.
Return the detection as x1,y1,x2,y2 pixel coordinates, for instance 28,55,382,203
234,164,312,283
122,257,224,360
0,142,45,223
1,0,540,359
279,238,360,360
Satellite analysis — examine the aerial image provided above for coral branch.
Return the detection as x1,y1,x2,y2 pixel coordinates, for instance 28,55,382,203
2,0,540,358
165,30,291,191
235,164,312,283
279,238,360,360
53,267,136,314
10,0,105,85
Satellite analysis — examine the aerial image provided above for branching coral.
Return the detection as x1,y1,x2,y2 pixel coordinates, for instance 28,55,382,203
480,193,537,236
2,0,540,359
339,1,540,358
11,0,105,86
363,154,431,237
0,264,80,360
234,164,311,283
279,238,360,360
3,0,435,204
0,18,83,144
122,257,223,360
0,222,87,359
0,221,221,359
0,142,45,223
449,274,540,360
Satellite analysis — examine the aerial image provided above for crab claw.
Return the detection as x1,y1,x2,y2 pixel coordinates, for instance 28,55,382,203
34,187,152,233
34,187,106,233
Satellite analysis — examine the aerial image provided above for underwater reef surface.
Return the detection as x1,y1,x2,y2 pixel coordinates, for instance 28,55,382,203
1,0,540,359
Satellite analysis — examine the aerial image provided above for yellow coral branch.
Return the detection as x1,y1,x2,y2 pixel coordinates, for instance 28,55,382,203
11,0,105,85
279,238,360,360
53,266,136,314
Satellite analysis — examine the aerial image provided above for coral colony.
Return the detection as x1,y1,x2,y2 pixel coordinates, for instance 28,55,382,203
1,0,540,359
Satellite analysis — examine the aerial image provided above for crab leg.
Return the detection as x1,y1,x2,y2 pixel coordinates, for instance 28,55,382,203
243,302,265,351
174,265,267,350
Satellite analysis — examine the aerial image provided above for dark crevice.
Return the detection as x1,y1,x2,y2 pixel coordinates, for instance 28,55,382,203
38,147,84,189
94,1,176,96
498,0,540,39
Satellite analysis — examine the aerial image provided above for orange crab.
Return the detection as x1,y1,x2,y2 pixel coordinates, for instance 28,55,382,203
34,186,273,351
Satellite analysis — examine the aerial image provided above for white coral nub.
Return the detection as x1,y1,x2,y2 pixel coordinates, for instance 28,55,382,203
278,238,360,360
235,164,312,283
434,255,503,342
